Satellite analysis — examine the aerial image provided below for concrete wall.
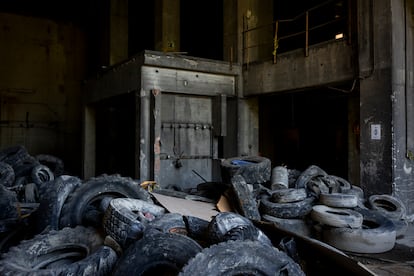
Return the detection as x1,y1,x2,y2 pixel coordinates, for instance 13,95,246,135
243,40,354,95
390,0,414,216
0,13,86,174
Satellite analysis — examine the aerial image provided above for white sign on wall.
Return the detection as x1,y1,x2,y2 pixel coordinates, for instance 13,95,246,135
371,124,381,140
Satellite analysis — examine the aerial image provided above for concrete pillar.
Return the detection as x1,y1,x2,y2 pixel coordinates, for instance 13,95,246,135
237,97,259,156
109,0,128,65
358,0,414,215
238,0,273,64
154,0,180,52
390,0,414,215
358,0,393,196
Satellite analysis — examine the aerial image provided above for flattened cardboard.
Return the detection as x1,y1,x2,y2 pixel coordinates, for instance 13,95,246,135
151,192,218,221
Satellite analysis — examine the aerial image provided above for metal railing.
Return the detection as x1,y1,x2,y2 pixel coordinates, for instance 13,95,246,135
242,0,350,64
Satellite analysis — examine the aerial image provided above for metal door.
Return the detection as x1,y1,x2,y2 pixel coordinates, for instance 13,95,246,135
158,93,218,191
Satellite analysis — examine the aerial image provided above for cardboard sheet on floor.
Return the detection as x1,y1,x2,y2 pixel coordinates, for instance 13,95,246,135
151,192,219,221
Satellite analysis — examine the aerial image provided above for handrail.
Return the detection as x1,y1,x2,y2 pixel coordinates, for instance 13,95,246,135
243,0,348,65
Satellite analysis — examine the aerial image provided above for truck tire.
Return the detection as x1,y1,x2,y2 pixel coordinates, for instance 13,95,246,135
60,174,152,228
180,240,305,276
34,175,82,233
112,230,202,275
0,226,118,276
103,197,165,248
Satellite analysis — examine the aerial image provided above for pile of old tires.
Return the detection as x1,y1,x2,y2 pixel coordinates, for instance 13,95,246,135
0,148,307,275
220,156,408,255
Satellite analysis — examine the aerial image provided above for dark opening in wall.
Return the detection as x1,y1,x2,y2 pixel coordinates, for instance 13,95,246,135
95,93,136,177
259,88,349,178
180,0,223,60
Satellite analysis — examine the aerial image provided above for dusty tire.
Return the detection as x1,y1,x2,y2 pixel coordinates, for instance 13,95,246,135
259,193,315,219
271,188,307,203
262,214,312,237
0,226,118,276
112,230,202,275
31,164,55,186
0,145,30,168
103,197,165,248
183,215,210,244
230,175,261,221
295,165,328,189
180,240,305,276
23,183,39,203
35,154,65,177
148,213,187,235
208,212,271,246
311,205,363,229
220,156,271,184
322,208,396,253
60,174,152,228
34,175,82,233
318,192,358,208
12,156,40,179
0,162,15,187
330,175,351,192
368,194,406,220
0,184,19,219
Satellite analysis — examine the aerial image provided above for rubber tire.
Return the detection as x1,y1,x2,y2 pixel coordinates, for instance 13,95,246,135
148,212,187,235
31,164,55,186
23,182,39,203
261,214,312,237
34,175,82,234
319,192,358,208
35,154,65,177
295,165,328,189
322,208,396,253
112,229,202,275
0,145,30,168
0,162,15,187
183,215,210,244
368,194,406,220
12,156,40,179
60,174,152,228
208,212,272,246
0,226,118,276
103,197,165,248
229,174,261,221
179,240,305,276
0,184,19,219
271,188,307,203
220,156,271,185
259,193,315,219
311,205,363,229
330,175,352,192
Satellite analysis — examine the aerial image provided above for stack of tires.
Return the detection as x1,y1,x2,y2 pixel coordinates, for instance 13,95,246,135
309,183,405,254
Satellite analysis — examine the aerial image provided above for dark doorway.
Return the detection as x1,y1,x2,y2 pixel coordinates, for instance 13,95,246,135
95,93,136,177
259,88,349,178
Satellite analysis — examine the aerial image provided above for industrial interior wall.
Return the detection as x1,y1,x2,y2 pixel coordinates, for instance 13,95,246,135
391,0,414,216
0,13,87,175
